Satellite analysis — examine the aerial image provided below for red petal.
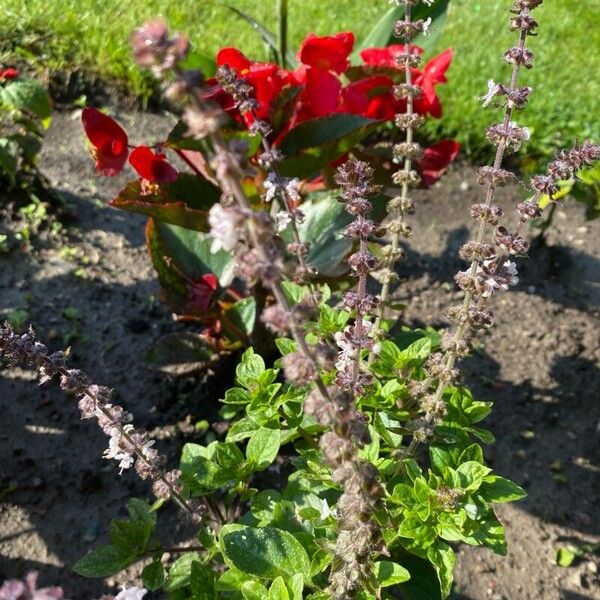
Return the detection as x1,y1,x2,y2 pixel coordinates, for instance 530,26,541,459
423,48,453,84
341,76,396,120
0,67,19,80
299,32,355,73
81,107,129,176
303,68,342,117
360,45,423,68
129,146,178,183
217,48,252,71
420,139,460,187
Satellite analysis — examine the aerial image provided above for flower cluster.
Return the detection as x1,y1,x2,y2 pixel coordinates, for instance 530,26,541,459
334,158,381,395
0,323,200,520
209,31,458,185
371,0,459,340
405,0,549,441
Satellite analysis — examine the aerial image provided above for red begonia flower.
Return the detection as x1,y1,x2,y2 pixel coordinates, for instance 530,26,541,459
129,145,178,183
81,107,129,177
341,76,399,120
414,48,453,118
215,48,291,120
302,68,342,117
187,273,218,312
0,67,19,80
420,139,460,187
299,32,355,73
360,45,423,68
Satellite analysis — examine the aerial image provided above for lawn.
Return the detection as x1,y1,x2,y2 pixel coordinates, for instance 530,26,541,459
2,0,599,164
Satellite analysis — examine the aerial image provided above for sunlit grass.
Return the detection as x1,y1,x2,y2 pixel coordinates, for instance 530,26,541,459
2,0,598,163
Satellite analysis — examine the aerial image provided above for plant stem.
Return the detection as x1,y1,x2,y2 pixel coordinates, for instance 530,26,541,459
278,0,288,69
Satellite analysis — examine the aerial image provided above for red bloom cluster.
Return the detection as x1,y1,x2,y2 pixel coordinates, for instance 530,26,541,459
81,107,178,182
214,33,453,126
0,67,19,81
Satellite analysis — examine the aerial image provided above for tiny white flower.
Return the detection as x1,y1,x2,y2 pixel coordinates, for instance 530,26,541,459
275,211,292,232
208,203,240,253
478,80,503,107
115,586,148,600
422,17,432,34
263,172,279,203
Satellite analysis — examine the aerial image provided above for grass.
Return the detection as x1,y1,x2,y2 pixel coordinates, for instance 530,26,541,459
2,0,599,165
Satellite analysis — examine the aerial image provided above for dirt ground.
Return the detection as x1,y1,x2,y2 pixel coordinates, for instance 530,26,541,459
0,111,598,599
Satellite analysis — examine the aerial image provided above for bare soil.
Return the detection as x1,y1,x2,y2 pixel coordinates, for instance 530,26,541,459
1,111,599,599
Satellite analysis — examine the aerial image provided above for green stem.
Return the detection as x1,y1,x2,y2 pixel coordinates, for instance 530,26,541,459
278,0,288,68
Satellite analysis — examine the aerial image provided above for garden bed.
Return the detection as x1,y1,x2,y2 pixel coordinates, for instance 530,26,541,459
0,111,599,599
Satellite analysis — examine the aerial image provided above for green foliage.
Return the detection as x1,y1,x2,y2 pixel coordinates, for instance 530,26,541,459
0,73,50,189
74,499,157,577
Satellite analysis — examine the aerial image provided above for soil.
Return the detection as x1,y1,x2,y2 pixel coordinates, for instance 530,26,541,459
1,111,599,600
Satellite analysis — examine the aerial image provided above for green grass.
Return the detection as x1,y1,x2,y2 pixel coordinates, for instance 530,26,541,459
2,0,599,164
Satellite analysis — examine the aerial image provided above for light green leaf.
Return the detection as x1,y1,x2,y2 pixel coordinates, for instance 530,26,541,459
427,542,455,598
479,475,527,503
242,580,269,600
165,552,201,591
374,560,411,587
1,78,51,124
268,576,290,600
247,427,281,471
220,525,310,580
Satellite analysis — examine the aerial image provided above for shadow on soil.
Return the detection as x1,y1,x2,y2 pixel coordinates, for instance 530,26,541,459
1,188,599,597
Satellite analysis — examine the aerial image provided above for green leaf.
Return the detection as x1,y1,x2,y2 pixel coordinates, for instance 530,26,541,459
146,219,235,316
242,580,269,600
456,461,491,492
236,349,267,389
1,78,51,125
190,560,216,596
268,577,290,600
143,332,216,376
374,561,411,587
111,174,220,231
278,114,381,178
216,567,249,591
141,561,164,591
292,194,353,277
353,0,450,60
165,552,201,591
556,546,581,568
479,475,526,503
275,338,296,356
247,427,281,471
280,281,309,305
226,5,280,64
220,525,310,580
288,573,304,600
0,138,17,181
221,297,257,341
227,417,259,442
427,542,455,599
73,545,130,577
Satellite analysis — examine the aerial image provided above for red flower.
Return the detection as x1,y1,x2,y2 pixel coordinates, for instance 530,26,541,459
360,45,423,68
419,139,460,187
187,273,218,312
414,48,453,118
0,67,19,80
303,68,343,117
341,76,398,120
81,107,129,176
216,48,291,120
299,32,355,74
129,146,178,183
